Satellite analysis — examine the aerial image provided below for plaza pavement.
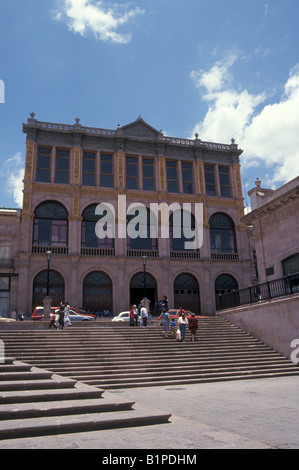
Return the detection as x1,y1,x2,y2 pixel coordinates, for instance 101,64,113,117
0,375,298,449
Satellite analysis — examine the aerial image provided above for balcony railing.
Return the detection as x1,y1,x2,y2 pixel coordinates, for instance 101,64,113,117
211,252,239,262
127,249,159,259
170,251,201,260
81,247,115,257
32,245,69,255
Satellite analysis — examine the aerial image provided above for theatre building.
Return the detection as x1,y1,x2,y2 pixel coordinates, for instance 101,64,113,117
3,114,255,317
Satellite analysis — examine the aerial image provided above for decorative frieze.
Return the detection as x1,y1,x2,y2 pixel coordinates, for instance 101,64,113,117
73,146,81,185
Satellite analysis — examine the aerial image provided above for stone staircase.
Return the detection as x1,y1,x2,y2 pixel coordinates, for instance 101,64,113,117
1,317,298,392
0,357,171,441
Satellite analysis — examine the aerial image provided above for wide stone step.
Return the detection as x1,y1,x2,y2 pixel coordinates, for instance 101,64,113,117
3,342,263,354
51,353,290,373
100,368,299,390
2,334,261,347
0,385,105,405
16,350,284,369
81,363,299,386
0,396,135,420
0,364,32,373
0,375,76,392
0,370,53,381
1,330,257,339
0,407,171,440
52,359,294,379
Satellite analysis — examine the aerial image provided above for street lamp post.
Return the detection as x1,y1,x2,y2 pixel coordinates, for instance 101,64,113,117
46,250,51,297
142,255,148,299
43,250,52,319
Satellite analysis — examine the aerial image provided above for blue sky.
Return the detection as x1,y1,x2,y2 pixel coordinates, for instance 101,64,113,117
0,0,298,208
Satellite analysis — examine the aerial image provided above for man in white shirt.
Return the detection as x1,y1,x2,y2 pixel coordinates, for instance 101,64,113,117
140,305,148,327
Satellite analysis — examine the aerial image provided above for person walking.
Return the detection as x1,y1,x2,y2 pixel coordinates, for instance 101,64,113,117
161,309,170,338
48,310,57,329
188,312,200,342
161,295,168,313
64,302,71,328
170,318,176,337
178,311,188,342
58,301,65,329
18,309,25,321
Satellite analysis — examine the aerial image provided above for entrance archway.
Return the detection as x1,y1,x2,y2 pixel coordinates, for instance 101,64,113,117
32,270,65,309
174,273,201,314
215,274,238,310
130,272,157,314
83,271,113,314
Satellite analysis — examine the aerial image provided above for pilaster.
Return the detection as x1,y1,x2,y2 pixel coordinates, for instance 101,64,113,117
24,141,36,183
117,150,125,189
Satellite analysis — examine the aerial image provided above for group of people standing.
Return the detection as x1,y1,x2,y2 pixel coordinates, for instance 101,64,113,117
129,303,151,327
49,301,71,330
161,304,200,342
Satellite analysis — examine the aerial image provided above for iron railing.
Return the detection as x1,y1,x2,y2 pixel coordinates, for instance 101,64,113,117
0,258,14,269
216,272,299,311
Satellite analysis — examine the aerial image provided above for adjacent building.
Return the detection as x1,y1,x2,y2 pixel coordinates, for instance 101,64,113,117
1,114,255,317
243,176,299,283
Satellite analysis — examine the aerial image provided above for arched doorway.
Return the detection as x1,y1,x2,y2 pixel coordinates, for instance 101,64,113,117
130,272,157,314
174,273,201,314
215,274,238,310
83,271,113,314
32,270,65,309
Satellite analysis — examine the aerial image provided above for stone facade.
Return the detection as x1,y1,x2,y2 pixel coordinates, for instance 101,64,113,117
243,177,299,283
1,115,255,317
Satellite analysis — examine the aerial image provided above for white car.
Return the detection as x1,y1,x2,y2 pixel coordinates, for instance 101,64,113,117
53,308,95,322
112,311,130,322
0,315,16,322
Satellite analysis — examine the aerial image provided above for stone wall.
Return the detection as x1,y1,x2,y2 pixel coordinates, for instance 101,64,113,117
217,294,299,360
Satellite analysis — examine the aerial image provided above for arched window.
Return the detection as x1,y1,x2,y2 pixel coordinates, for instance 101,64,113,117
127,207,158,252
33,201,68,247
170,210,198,253
81,204,114,251
209,213,237,254
282,253,299,275
32,270,65,309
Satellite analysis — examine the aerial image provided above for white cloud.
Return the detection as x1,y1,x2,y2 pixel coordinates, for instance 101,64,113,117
264,3,269,17
5,152,24,208
55,0,145,44
190,59,299,186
